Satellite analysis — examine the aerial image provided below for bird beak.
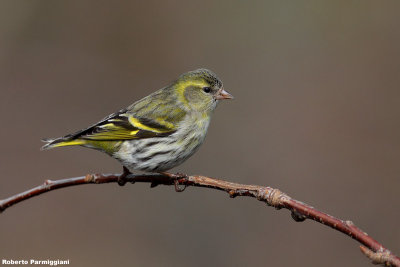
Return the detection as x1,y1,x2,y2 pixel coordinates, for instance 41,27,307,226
215,89,234,100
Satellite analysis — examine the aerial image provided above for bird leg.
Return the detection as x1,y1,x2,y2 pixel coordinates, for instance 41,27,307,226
158,172,188,192
117,166,132,186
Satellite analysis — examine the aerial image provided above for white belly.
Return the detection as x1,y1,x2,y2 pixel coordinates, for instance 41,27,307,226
113,114,210,172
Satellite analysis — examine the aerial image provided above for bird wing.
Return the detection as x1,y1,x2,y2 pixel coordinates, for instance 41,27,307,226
68,110,178,141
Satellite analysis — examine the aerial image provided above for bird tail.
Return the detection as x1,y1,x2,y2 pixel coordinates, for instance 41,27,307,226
41,137,86,150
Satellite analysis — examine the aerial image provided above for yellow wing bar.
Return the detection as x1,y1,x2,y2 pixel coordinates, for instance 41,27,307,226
79,114,176,141
128,116,174,133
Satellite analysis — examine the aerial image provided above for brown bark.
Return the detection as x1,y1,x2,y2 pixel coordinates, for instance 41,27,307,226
0,172,399,266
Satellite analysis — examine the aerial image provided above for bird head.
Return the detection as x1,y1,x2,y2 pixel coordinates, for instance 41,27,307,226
174,68,233,113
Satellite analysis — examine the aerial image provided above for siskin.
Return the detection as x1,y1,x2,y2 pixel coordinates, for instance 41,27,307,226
42,68,233,177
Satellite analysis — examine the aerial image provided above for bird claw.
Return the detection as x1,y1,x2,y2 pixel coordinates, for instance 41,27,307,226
150,181,159,188
174,179,186,192
118,166,132,186
172,173,188,192
159,172,188,192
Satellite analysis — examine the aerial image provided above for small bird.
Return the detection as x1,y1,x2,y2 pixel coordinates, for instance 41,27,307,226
42,68,233,179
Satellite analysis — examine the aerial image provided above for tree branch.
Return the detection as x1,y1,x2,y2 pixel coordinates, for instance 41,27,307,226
0,173,399,266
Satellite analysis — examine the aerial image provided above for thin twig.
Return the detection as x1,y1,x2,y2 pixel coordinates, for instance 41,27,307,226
0,173,398,266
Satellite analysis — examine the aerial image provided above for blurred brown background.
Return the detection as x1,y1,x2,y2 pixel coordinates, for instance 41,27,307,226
1,1,399,266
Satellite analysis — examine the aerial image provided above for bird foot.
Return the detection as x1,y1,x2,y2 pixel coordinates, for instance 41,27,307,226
118,166,132,186
158,172,188,192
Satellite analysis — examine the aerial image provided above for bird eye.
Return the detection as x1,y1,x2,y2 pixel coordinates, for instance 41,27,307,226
203,87,211,93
